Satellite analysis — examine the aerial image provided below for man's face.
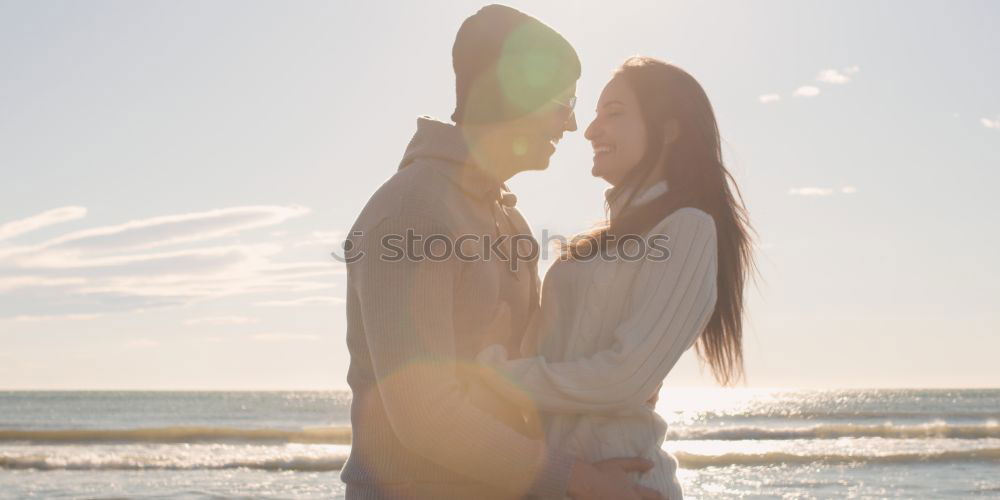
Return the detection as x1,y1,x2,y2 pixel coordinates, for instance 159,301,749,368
505,83,578,171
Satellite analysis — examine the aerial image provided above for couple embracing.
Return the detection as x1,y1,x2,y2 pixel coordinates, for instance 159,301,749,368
340,4,755,499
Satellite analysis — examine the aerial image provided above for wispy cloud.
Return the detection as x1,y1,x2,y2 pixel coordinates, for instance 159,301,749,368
788,187,833,196
758,94,781,104
0,205,343,319
8,313,103,322
251,333,321,342
788,186,858,196
16,244,274,272
794,86,821,98
254,296,345,307
0,206,87,242
294,230,343,248
259,262,344,277
184,316,258,326
127,339,160,348
0,277,86,292
193,336,226,343
37,205,309,254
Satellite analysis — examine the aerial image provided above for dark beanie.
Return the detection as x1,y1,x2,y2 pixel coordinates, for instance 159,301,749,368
451,4,581,124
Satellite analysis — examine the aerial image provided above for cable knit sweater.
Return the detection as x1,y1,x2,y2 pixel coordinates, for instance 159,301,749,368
476,181,719,499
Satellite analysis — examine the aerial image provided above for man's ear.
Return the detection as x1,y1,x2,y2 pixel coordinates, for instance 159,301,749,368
664,119,680,145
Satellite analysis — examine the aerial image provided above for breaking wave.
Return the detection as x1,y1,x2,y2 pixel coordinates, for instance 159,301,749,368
0,426,352,445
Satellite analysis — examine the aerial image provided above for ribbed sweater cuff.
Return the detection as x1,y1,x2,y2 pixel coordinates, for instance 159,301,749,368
529,448,575,499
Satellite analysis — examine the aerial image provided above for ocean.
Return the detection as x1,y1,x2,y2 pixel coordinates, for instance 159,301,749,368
0,389,997,499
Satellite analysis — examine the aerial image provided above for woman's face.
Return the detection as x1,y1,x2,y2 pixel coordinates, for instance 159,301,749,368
585,76,647,186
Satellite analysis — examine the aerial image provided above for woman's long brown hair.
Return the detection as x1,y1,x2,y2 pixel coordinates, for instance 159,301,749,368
563,56,756,385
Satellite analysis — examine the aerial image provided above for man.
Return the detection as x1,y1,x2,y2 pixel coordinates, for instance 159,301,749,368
340,5,663,499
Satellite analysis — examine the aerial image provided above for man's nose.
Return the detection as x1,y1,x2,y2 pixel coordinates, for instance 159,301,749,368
565,112,578,132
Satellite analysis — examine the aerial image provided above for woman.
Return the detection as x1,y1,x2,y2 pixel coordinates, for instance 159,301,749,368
475,56,756,498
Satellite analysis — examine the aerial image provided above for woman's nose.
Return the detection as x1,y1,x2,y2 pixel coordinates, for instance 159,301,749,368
584,118,600,141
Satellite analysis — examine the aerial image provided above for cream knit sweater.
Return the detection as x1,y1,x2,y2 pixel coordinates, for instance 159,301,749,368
477,181,719,499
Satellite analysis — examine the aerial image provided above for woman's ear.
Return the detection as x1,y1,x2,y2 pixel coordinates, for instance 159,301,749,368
663,119,680,145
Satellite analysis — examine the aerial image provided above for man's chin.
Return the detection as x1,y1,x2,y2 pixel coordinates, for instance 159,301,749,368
521,161,551,172
519,152,553,172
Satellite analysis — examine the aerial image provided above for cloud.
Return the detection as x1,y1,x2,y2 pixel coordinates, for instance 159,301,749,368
981,117,1000,129
16,244,273,273
788,187,834,196
71,263,336,301
127,339,160,348
259,261,345,277
294,230,344,248
184,316,258,326
788,186,858,197
254,296,345,307
779,66,859,102
817,65,860,84
794,86,821,97
0,206,87,242
0,286,188,318
251,333,321,342
7,313,103,322
193,336,225,343
817,69,850,84
38,205,309,255
0,205,342,319
0,276,87,292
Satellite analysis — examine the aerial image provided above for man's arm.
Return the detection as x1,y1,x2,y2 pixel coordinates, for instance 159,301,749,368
353,212,574,497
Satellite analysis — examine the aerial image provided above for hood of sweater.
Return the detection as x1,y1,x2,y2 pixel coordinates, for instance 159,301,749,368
398,116,515,205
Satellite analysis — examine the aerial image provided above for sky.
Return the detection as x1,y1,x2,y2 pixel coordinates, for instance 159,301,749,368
1,0,998,390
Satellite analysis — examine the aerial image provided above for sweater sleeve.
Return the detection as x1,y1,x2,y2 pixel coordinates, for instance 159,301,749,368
475,208,719,414
352,211,575,498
